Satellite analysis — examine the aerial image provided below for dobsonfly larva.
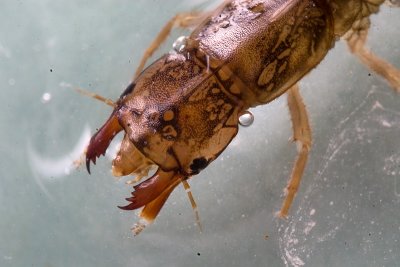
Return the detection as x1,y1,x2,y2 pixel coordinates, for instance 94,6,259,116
84,0,400,235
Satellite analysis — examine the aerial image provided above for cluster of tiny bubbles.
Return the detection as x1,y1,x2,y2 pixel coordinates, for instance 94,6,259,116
172,36,189,53
239,110,254,127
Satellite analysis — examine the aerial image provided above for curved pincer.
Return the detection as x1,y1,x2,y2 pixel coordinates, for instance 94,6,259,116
86,111,123,173
118,169,183,235
118,168,180,211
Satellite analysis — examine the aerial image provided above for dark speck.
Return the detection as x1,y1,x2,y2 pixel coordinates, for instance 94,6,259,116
197,252,201,256
50,69,53,72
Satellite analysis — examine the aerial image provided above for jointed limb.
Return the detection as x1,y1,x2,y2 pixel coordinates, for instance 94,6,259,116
346,17,400,92
278,84,312,218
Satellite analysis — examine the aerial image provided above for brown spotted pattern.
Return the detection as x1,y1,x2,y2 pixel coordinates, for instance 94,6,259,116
84,0,392,234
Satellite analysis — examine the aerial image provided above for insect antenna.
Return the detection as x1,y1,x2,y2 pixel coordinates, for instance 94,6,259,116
75,87,116,107
181,179,203,233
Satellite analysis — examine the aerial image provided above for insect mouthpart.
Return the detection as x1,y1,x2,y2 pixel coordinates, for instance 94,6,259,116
86,111,122,174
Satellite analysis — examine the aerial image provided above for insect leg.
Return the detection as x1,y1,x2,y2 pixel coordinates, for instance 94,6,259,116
277,84,312,218
346,17,400,92
133,11,208,79
181,179,203,232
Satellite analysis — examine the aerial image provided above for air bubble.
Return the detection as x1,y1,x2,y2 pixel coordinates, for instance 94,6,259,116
239,111,254,127
41,92,52,103
172,36,188,53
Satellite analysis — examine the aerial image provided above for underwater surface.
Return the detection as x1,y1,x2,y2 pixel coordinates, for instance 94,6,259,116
1,1,400,266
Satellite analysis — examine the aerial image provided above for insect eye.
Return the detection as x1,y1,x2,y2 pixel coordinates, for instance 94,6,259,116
120,82,136,99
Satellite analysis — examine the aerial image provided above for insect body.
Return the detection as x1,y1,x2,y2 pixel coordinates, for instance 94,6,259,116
85,0,400,234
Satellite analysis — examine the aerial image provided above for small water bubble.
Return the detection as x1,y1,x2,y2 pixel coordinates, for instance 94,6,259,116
239,111,254,127
41,92,52,103
172,36,188,53
8,78,15,86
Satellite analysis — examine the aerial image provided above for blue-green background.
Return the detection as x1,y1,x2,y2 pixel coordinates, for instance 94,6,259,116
1,1,399,266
